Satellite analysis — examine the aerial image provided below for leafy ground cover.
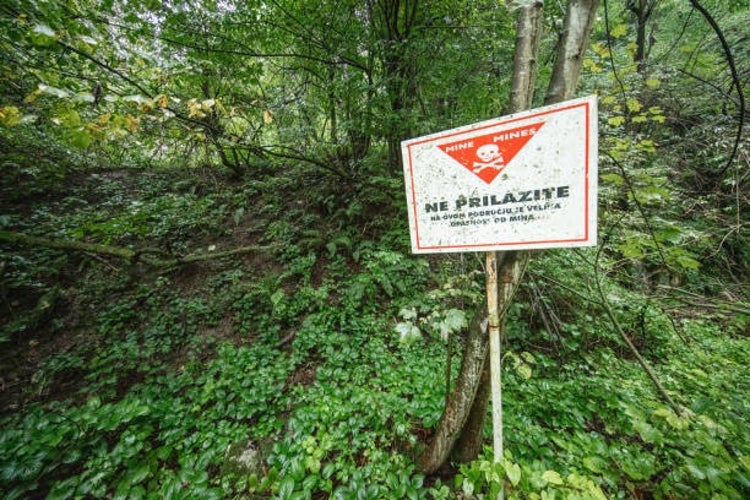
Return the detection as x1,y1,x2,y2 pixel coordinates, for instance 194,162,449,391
1,166,748,499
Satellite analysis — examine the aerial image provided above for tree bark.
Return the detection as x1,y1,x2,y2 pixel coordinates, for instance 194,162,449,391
417,311,489,474
627,0,656,71
545,0,600,106
452,354,491,463
509,1,545,112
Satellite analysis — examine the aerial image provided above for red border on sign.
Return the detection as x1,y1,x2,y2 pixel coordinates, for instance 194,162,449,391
405,99,593,251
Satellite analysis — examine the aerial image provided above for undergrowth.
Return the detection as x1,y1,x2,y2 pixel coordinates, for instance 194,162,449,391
0,167,748,499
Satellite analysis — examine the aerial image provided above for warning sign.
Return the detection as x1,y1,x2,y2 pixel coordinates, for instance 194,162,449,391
437,123,544,184
401,95,598,254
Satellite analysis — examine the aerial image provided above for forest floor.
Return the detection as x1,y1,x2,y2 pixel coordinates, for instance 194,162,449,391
1,166,748,498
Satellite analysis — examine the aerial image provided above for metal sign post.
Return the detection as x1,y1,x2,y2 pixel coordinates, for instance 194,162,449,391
486,251,503,466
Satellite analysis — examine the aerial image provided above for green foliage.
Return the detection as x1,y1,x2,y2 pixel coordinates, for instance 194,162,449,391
1,0,749,498
456,455,607,499
1,340,293,499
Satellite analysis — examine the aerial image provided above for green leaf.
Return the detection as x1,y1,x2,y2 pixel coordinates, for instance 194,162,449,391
583,455,608,474
506,462,521,486
607,115,625,127
399,307,418,321
326,241,337,258
233,206,245,226
78,35,99,46
69,128,92,149
541,470,563,485
610,23,628,38
57,109,82,128
442,308,466,331
74,92,96,103
516,363,532,380
30,23,57,46
674,253,701,271
395,322,421,343
279,477,294,498
633,420,661,444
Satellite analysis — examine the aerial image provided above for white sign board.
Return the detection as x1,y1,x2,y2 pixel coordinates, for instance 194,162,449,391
401,95,598,254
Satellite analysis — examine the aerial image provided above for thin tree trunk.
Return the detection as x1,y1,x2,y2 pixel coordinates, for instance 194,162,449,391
416,0,601,474
545,0,600,106
417,2,545,472
416,312,489,474
453,355,491,463
509,1,545,112
449,0,545,464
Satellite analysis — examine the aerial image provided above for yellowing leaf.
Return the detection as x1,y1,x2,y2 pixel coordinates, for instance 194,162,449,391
0,105,22,126
583,55,604,72
601,95,616,105
24,89,41,103
139,99,154,113
125,113,139,132
632,114,648,123
58,109,81,127
600,173,624,185
610,23,628,38
645,77,660,88
214,98,227,116
516,363,532,380
608,115,625,127
542,470,563,485
263,109,274,124
187,99,206,118
626,98,642,113
506,462,521,486
591,42,610,57
154,94,169,109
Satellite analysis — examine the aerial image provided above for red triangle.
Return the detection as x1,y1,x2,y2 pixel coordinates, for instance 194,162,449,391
437,122,545,184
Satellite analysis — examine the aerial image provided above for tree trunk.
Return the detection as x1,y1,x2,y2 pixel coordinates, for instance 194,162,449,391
628,0,656,71
452,355,491,463
509,1,545,113
417,312,489,474
416,0,601,474
545,0,601,106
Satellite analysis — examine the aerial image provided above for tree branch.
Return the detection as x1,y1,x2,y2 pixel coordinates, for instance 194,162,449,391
688,0,745,177
0,231,273,268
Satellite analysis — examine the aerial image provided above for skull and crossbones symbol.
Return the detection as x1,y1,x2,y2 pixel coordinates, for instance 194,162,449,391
473,144,505,173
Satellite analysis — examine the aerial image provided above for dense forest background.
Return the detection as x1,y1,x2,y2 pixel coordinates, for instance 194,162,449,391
1,0,748,498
